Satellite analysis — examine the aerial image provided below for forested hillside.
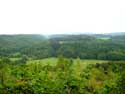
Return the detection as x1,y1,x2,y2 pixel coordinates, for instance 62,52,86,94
0,34,125,94
0,35,45,56
0,34,125,60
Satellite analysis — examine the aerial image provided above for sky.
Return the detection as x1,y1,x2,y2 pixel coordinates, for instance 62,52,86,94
0,0,125,35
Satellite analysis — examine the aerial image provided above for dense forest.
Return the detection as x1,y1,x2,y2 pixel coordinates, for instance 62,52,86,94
0,33,125,94
0,34,125,60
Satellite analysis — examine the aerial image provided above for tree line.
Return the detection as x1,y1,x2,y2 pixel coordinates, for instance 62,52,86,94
0,34,125,60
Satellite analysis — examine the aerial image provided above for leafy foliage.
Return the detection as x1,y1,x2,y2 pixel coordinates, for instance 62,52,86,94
0,34,125,93
0,57,125,94
0,34,125,60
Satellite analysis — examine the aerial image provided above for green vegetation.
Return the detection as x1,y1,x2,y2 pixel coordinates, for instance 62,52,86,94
0,34,125,93
0,34,125,60
0,57,125,94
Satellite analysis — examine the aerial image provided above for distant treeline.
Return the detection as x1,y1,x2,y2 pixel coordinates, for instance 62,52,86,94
0,34,125,60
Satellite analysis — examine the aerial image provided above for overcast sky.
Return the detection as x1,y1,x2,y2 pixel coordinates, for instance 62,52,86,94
0,0,125,35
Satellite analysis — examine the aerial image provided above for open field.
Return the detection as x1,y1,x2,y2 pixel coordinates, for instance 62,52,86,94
27,57,108,65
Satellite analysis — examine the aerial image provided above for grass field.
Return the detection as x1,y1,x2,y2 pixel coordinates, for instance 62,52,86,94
96,37,110,40
27,57,58,66
27,57,108,68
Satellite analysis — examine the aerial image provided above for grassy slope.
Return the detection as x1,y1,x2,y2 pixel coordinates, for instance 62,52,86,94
27,57,108,67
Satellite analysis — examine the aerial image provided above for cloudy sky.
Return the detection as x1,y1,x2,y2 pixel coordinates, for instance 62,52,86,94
0,0,125,35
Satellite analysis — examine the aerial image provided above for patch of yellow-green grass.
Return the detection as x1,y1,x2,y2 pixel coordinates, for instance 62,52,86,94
27,58,108,68
73,59,107,67
27,57,57,66
10,58,21,61
97,37,110,40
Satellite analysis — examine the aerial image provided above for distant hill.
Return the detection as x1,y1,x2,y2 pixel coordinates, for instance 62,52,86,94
0,33,125,60
104,32,125,36
0,34,45,56
0,34,45,48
